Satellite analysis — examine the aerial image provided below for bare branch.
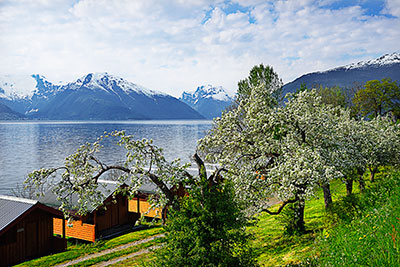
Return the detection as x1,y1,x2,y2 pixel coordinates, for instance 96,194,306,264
193,153,207,179
261,197,298,215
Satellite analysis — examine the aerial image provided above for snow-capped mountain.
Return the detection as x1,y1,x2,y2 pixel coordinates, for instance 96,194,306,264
341,52,400,70
282,52,400,95
180,85,233,119
0,73,204,120
0,74,37,100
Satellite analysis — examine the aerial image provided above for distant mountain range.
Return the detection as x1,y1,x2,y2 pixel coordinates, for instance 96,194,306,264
0,102,25,120
180,85,233,119
0,73,204,120
282,52,400,95
1,53,398,120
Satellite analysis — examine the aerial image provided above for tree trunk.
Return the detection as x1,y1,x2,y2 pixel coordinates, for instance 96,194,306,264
321,183,333,209
369,167,377,183
345,179,353,196
294,199,305,234
357,167,366,192
161,207,167,225
359,178,366,192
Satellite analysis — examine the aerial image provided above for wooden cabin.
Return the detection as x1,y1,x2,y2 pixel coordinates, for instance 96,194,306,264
0,195,66,267
128,182,186,219
39,180,165,242
39,179,188,243
40,180,134,242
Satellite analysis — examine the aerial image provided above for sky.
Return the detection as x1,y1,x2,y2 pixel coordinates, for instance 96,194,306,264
0,0,399,97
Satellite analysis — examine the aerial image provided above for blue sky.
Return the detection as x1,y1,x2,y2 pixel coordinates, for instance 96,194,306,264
0,0,399,96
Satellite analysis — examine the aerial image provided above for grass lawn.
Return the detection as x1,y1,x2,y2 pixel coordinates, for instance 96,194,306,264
15,226,164,267
249,178,362,266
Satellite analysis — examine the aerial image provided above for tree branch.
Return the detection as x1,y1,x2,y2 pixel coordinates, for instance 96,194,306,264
193,153,207,179
261,197,298,215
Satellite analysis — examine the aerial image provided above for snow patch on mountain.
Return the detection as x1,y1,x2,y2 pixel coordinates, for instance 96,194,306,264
336,52,400,71
0,74,37,99
180,84,233,119
182,84,232,103
68,72,167,97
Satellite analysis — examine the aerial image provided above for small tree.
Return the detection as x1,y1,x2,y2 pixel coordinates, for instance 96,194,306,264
154,170,257,266
316,86,350,109
353,78,400,120
237,64,282,103
359,117,400,182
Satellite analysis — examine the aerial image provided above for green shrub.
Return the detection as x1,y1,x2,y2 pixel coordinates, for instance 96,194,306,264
153,179,258,267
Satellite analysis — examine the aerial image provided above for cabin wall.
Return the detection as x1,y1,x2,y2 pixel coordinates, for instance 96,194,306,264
53,218,96,242
53,194,130,242
95,194,130,232
128,197,162,218
0,209,64,267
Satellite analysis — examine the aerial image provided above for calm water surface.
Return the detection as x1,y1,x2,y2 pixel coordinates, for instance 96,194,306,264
0,120,212,195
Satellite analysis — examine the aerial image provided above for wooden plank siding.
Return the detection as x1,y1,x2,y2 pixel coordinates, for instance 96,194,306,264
0,209,65,267
128,197,163,219
53,218,96,243
52,194,131,242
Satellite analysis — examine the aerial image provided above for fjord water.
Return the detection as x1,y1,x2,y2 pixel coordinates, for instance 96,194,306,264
0,120,212,195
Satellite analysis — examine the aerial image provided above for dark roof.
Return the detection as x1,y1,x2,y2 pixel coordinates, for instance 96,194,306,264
0,195,37,233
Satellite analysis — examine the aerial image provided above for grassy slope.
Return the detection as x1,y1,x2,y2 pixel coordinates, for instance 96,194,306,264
317,170,400,266
15,226,163,267
249,178,360,266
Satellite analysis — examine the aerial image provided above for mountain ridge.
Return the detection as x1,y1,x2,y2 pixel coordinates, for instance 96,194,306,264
180,85,233,119
0,73,204,120
282,52,400,95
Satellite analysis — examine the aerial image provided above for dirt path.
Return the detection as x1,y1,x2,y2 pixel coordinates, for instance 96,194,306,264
53,234,164,267
94,245,162,267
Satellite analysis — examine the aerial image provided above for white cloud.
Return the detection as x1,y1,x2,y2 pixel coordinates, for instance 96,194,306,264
383,0,400,17
0,0,399,97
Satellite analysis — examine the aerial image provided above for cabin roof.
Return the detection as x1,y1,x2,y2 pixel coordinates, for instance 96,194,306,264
0,195,63,235
38,179,161,213
0,195,37,233
39,180,123,213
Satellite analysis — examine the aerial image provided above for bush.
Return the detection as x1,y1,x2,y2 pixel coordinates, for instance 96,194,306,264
153,179,258,267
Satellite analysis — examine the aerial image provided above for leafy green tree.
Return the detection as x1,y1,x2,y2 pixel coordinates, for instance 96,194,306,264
353,78,400,120
237,64,283,103
316,85,349,109
154,166,257,267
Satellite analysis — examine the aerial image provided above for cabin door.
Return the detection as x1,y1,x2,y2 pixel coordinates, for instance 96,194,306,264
25,221,38,258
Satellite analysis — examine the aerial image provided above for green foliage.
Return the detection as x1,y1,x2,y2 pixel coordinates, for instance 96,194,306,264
353,78,400,119
315,85,349,109
237,63,282,103
154,179,257,267
317,171,400,266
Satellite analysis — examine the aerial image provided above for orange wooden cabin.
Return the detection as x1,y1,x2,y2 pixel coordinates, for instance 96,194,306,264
0,195,66,267
40,180,165,242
